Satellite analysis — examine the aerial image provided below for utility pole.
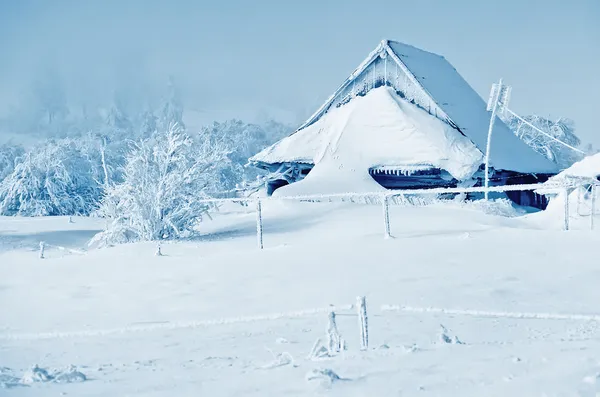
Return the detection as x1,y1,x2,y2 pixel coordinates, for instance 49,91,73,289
484,79,512,200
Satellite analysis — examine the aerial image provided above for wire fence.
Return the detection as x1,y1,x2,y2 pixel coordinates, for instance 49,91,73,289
34,181,598,258
199,181,599,250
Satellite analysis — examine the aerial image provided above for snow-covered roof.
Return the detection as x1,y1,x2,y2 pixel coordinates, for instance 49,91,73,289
268,87,483,196
252,39,558,175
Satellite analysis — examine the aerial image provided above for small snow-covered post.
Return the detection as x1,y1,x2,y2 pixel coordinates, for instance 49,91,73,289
39,241,45,259
68,216,73,224
382,194,391,239
256,198,264,250
155,242,162,257
357,296,368,351
591,184,596,231
564,188,570,231
326,311,342,355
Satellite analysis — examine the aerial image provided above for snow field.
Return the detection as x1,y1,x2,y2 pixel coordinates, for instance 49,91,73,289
1,199,600,395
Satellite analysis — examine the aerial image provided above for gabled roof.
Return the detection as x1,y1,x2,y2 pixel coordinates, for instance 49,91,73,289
252,39,558,175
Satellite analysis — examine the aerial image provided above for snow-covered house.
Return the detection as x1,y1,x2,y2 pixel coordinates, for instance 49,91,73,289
250,40,558,208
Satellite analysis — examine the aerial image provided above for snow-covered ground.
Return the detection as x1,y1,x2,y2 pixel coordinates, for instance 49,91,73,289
2,200,600,396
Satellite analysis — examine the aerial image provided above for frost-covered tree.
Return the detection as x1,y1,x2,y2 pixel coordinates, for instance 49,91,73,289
158,76,185,131
77,132,128,191
505,115,583,169
138,108,158,138
104,101,133,138
32,67,69,127
0,144,24,182
584,143,599,156
198,119,290,191
0,139,104,216
91,124,229,246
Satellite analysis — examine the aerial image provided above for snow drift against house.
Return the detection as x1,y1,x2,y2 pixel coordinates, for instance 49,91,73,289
266,87,483,196
545,153,600,185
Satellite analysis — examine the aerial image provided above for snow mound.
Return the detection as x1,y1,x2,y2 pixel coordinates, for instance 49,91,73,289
531,154,600,229
457,198,523,218
306,368,345,386
261,350,295,369
438,324,463,345
20,365,52,384
0,367,22,389
20,365,86,385
53,366,87,383
267,87,482,196
546,153,600,185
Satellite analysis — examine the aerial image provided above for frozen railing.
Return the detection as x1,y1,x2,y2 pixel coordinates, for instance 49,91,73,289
196,181,598,250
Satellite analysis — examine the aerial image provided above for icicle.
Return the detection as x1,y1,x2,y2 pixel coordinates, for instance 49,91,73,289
372,64,376,90
384,56,387,85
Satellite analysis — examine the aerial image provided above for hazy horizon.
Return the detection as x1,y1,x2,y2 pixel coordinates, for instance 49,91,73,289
1,0,598,145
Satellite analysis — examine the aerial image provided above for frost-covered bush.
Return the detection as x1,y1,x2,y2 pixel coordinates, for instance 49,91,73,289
0,139,103,216
91,124,229,246
78,132,129,189
505,115,583,169
0,144,24,182
198,119,289,191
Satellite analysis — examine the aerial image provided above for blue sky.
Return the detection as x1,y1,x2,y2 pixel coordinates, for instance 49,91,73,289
1,0,598,145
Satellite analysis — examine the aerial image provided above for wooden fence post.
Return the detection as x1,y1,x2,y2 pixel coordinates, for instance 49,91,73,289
382,195,391,239
564,188,570,231
256,199,264,250
591,185,596,231
357,296,368,351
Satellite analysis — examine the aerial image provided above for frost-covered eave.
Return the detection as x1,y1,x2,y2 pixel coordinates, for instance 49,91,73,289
371,164,435,172
295,39,451,133
250,158,314,170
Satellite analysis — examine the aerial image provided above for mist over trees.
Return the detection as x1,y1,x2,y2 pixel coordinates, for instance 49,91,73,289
0,73,291,233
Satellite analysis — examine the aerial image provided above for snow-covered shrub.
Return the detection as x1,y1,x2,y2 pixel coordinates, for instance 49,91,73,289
0,139,103,216
198,119,289,191
505,115,583,169
0,144,24,182
91,124,229,246
77,132,129,190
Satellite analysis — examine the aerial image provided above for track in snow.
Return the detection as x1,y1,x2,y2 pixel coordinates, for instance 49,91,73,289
0,305,352,341
382,305,600,322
